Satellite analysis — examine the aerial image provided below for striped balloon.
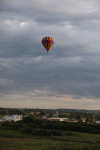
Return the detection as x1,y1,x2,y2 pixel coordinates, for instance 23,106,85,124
42,37,54,52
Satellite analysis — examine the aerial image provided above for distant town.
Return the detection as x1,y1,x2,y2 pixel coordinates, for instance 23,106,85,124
0,108,100,124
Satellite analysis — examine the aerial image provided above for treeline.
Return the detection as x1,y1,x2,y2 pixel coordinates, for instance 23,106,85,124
1,116,100,136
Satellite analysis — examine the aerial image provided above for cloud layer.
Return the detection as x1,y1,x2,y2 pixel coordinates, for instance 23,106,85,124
0,0,100,109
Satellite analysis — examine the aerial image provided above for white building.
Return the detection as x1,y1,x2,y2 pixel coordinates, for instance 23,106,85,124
47,117,69,121
47,117,78,122
95,121,100,124
0,115,23,122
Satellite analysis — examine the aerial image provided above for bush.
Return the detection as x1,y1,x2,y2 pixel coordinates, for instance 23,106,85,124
22,128,63,136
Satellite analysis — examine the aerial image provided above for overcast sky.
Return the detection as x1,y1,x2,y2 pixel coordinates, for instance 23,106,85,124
1,0,100,109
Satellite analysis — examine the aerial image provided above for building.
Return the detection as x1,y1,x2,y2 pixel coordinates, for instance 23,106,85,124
81,118,86,122
47,117,78,122
0,115,23,122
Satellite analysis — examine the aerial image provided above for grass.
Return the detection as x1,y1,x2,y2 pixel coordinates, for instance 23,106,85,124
0,129,100,150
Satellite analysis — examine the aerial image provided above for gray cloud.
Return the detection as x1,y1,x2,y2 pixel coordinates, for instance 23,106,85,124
0,0,100,108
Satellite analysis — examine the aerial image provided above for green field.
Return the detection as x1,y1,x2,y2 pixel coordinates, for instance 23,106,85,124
0,129,100,150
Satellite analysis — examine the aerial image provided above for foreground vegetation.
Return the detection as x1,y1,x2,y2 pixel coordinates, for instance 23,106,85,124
0,129,100,150
0,116,100,149
1,116,100,135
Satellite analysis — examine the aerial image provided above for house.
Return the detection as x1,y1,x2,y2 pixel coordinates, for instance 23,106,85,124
47,117,69,121
0,115,23,122
81,118,86,122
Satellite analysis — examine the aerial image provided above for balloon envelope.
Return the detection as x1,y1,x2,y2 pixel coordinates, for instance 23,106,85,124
42,37,54,52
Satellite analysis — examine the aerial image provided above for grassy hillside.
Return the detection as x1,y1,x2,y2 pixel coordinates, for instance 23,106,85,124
0,129,100,150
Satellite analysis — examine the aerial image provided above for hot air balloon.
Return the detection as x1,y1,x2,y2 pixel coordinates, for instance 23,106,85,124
42,37,54,53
